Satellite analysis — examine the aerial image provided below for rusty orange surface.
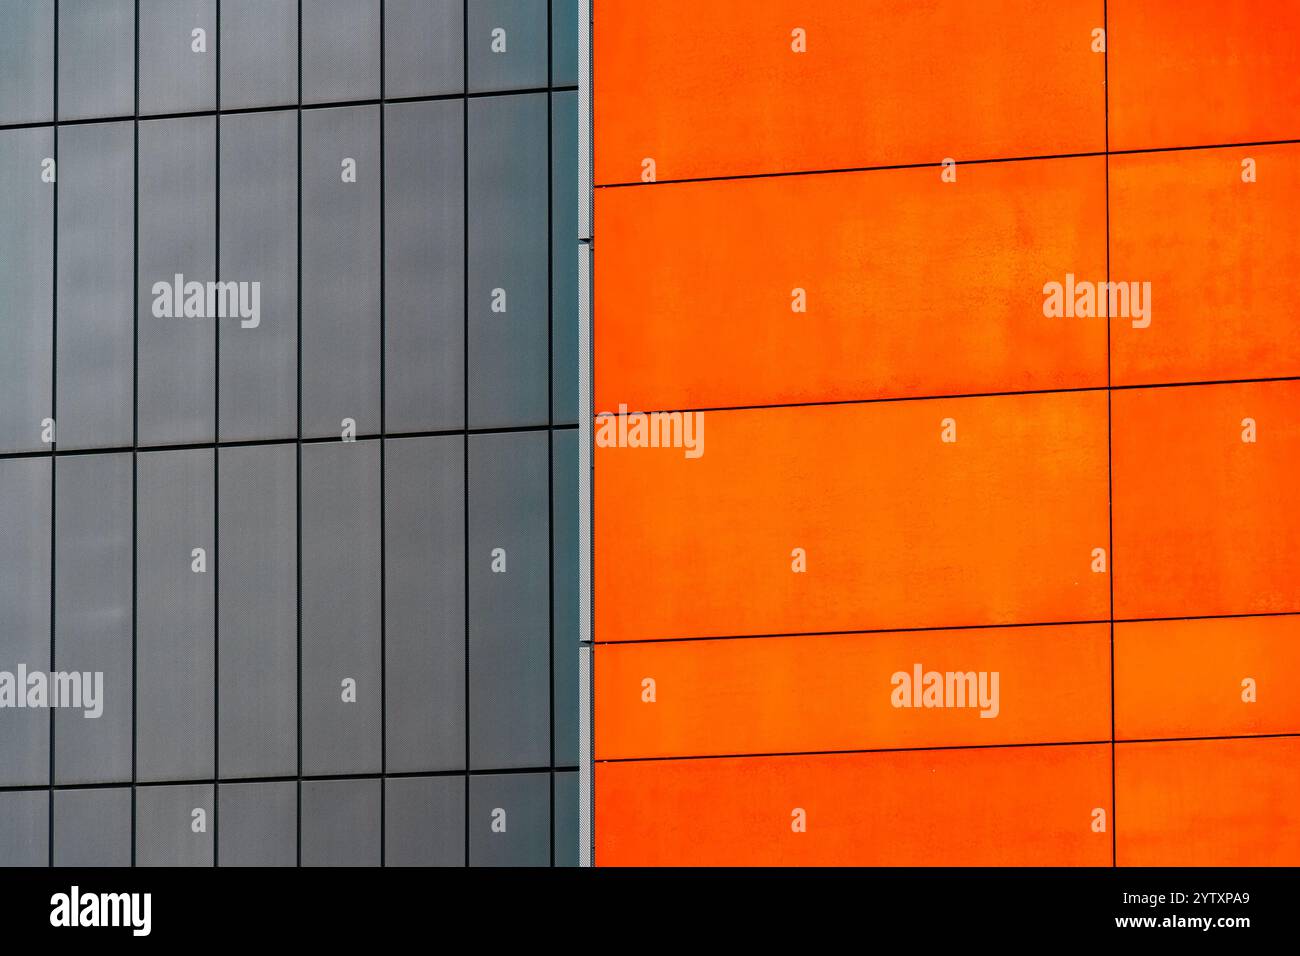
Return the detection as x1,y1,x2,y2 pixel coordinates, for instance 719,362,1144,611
595,156,1108,413
1111,381,1300,620
591,0,1300,868
1109,0,1300,151
1115,616,1300,741
594,392,1110,642
594,0,1105,184
595,745,1113,866
595,624,1110,759
1114,737,1300,865
1110,143,1300,386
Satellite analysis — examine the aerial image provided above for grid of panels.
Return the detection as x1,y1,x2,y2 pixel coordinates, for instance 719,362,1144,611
0,0,581,867
589,0,1300,865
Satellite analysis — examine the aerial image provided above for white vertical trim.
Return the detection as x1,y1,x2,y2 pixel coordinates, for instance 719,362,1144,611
577,242,593,868
577,642,592,866
576,0,594,869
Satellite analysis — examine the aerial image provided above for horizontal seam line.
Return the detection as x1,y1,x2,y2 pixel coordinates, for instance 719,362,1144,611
0,766,583,794
0,86,580,131
595,733,1300,765
594,610,1300,646
591,377,1300,419
593,137,1300,189
0,423,579,461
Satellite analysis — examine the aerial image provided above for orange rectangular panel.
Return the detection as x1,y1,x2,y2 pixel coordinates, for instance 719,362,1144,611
1115,616,1300,740
1115,737,1300,866
594,391,1110,642
595,624,1110,759
1110,144,1300,386
596,745,1113,866
1109,0,1300,151
595,157,1107,413
1111,382,1300,620
593,0,1105,184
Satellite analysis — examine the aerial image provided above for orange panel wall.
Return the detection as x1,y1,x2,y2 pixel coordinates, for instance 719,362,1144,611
591,0,1300,867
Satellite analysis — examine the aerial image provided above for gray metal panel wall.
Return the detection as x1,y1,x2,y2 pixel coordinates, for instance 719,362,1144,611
0,1,580,868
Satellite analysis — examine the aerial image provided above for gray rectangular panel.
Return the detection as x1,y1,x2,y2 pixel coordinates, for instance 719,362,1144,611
301,440,381,775
301,0,380,104
552,428,578,766
468,93,548,428
219,110,298,442
54,453,132,785
218,444,297,779
219,0,298,110
384,0,462,98
301,778,380,866
469,431,549,769
53,787,131,867
136,449,214,782
136,783,214,866
0,457,51,787
56,121,134,450
384,436,464,773
384,775,465,866
551,92,578,425
552,0,578,87
467,0,548,93
554,769,578,866
0,127,53,453
0,791,49,866
301,106,381,439
217,780,297,866
57,0,134,121
468,771,549,866
139,0,216,115
138,116,216,446
384,99,463,433
0,0,53,126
